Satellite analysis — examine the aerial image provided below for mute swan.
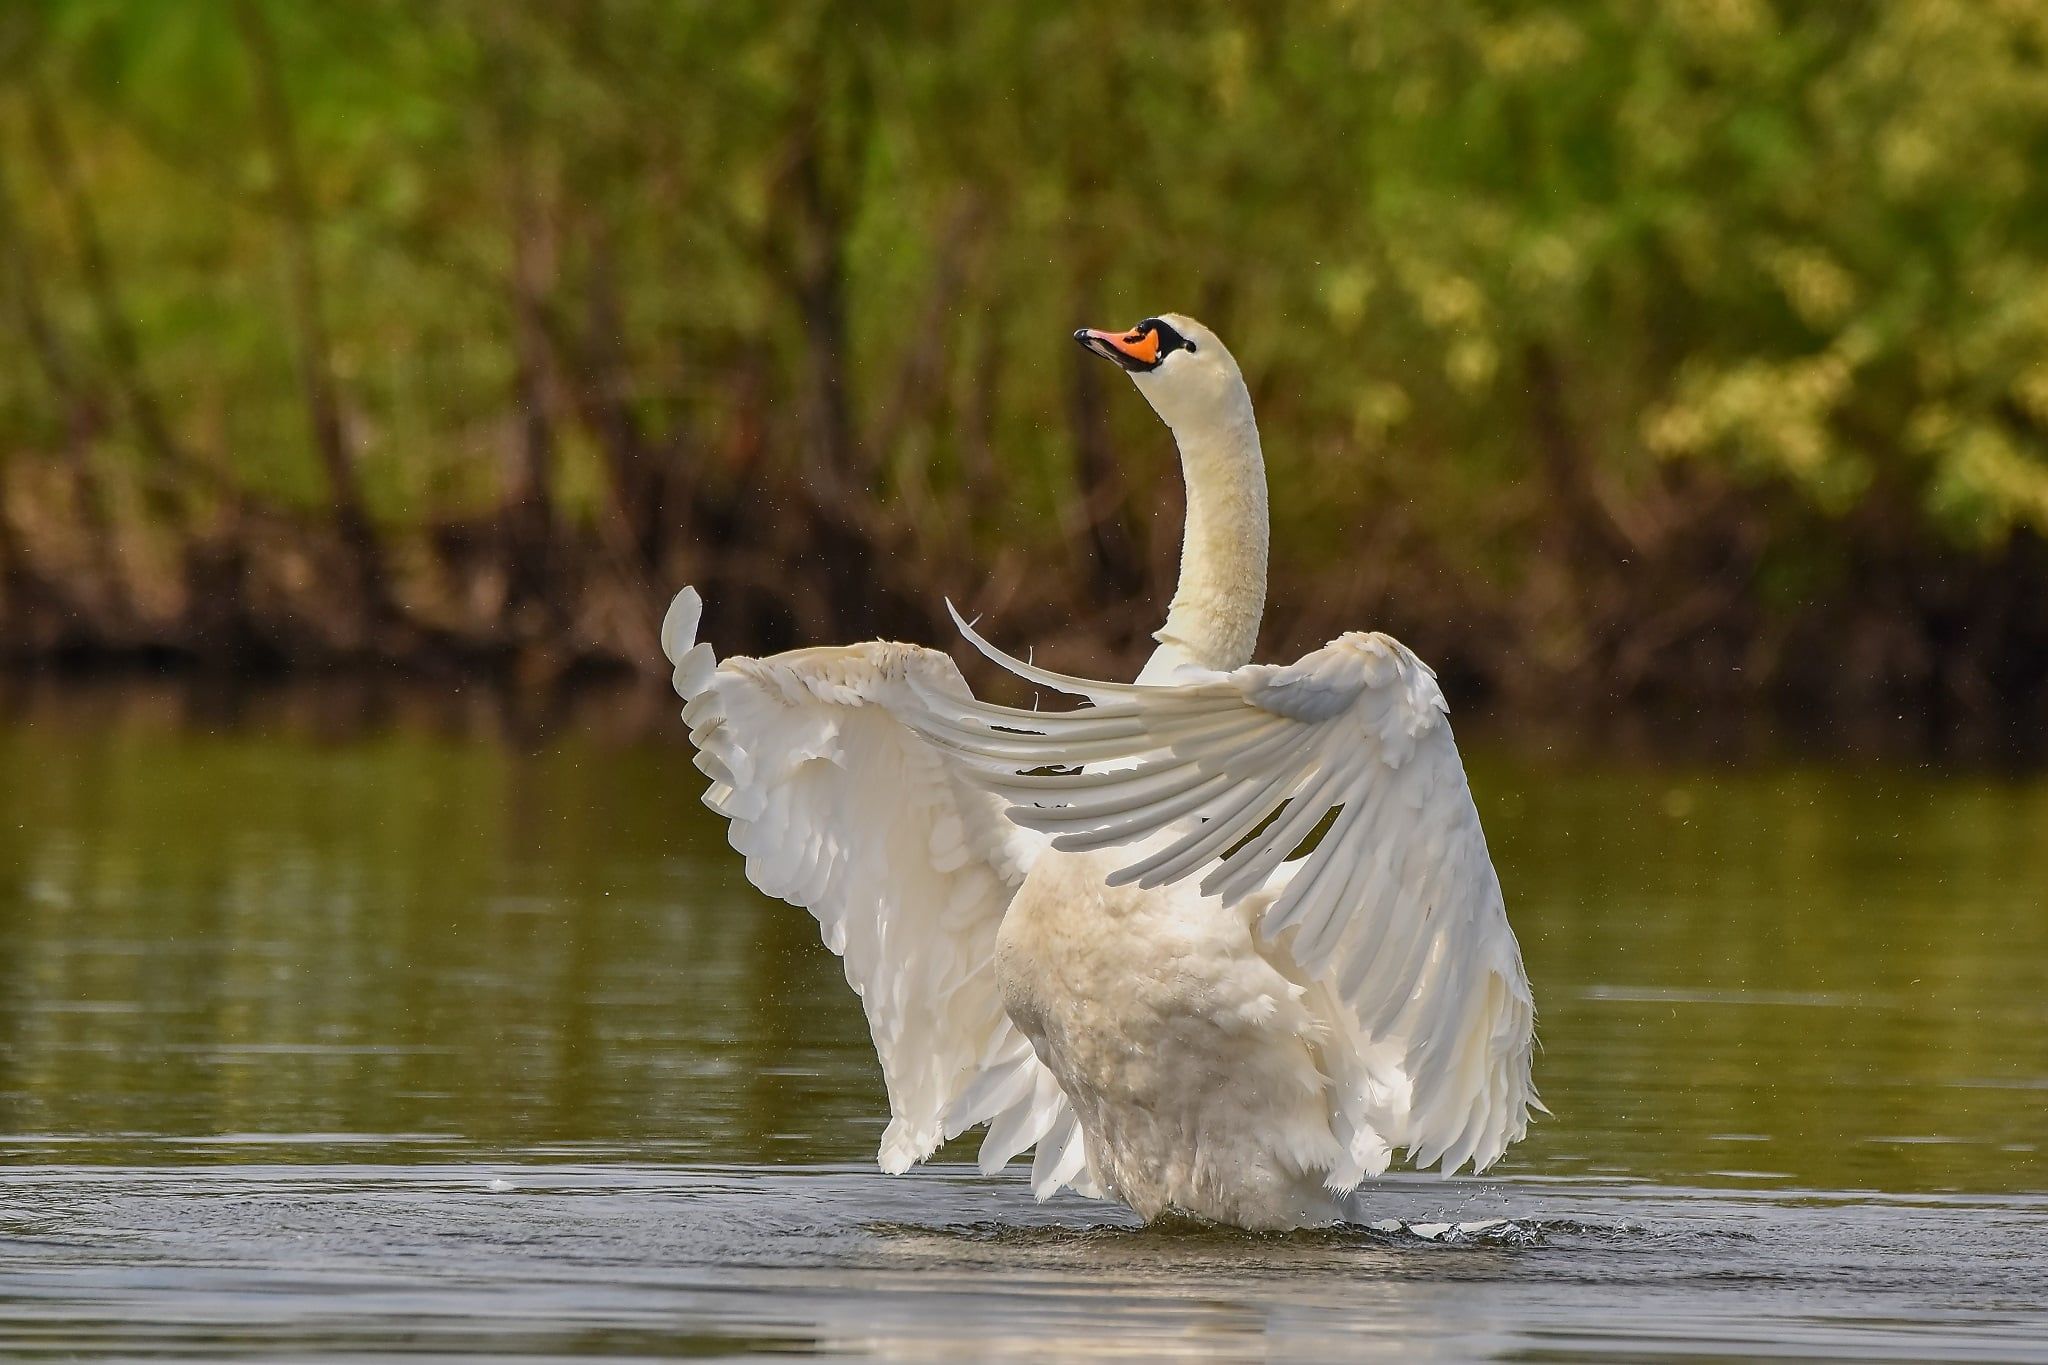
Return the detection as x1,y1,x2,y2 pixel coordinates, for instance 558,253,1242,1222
662,315,1538,1230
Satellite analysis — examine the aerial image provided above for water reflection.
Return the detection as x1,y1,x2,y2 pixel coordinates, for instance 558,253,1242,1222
1,688,2044,1193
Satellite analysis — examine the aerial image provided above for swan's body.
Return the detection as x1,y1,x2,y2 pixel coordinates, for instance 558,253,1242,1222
663,315,1538,1230
997,846,1352,1226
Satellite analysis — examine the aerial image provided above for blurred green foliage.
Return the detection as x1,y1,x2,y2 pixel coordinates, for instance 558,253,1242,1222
1,2,2046,702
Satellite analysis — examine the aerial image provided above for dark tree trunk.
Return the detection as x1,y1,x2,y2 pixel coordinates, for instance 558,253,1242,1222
25,85,188,523
0,152,123,620
1524,339,1634,569
578,236,668,572
501,160,559,640
237,0,392,641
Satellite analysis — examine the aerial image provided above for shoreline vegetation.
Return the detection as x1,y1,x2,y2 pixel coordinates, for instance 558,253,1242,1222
3,5,2046,750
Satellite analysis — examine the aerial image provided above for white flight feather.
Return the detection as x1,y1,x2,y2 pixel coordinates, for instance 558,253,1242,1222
663,590,1101,1199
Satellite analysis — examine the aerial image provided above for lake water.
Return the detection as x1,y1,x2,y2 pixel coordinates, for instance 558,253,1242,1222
2,686,2045,1361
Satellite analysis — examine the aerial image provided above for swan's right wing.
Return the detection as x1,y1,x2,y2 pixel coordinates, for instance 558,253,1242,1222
661,590,1097,1198
911,606,1538,1184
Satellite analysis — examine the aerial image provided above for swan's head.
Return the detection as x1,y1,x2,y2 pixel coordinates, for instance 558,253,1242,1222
1074,314,1248,432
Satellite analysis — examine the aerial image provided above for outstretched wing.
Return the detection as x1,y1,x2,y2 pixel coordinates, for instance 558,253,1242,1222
662,589,1097,1198
909,604,1539,1182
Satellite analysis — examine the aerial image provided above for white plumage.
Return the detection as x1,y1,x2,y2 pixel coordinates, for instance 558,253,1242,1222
664,595,1100,1200
663,314,1538,1229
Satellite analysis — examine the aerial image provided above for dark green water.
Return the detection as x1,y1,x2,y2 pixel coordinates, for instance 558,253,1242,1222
2,689,2045,1360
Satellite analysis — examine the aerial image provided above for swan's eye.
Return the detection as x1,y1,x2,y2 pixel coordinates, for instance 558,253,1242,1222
1146,319,1197,359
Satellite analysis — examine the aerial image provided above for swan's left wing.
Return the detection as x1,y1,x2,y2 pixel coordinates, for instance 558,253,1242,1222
662,589,1098,1199
909,606,1539,1183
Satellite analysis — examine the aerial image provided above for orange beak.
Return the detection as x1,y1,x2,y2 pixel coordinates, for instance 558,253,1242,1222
1075,324,1163,372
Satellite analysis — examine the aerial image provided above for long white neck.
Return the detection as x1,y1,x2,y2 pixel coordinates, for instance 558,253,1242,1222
1139,399,1269,681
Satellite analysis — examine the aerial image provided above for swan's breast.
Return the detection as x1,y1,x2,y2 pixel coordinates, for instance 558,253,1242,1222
995,847,1345,1225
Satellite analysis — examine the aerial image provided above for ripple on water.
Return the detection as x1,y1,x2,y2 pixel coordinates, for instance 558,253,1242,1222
5,1162,2040,1362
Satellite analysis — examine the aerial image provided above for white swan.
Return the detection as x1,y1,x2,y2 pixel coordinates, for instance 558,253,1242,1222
662,315,1539,1230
